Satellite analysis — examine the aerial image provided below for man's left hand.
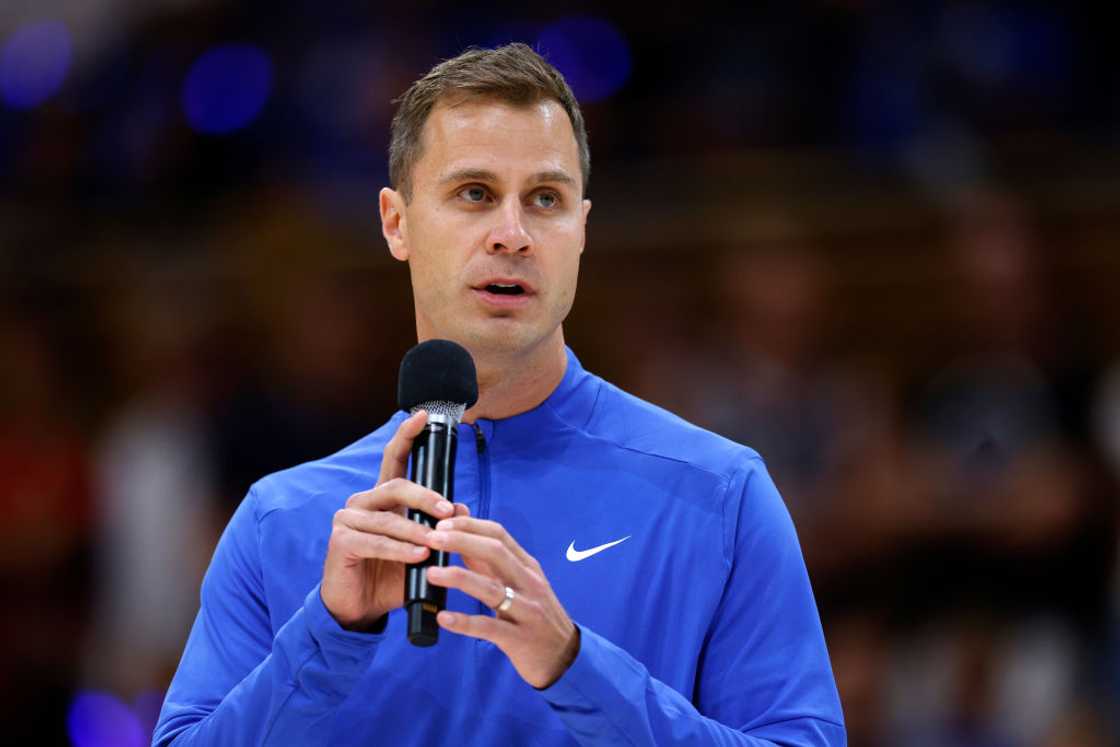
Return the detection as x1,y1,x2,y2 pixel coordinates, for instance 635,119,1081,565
424,517,579,689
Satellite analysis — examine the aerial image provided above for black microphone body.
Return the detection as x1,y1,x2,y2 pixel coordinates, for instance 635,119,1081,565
396,339,478,647
404,416,457,646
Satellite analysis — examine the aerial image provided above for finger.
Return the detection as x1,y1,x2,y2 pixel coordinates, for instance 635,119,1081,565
334,525,430,563
427,530,528,587
426,565,512,613
453,503,471,518
346,478,454,519
432,516,537,569
335,507,432,547
378,410,428,485
436,609,515,645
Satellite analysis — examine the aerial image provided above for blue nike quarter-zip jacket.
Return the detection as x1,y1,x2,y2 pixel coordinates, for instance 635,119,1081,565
154,349,845,745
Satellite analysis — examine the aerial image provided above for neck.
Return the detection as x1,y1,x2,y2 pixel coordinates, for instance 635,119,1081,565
458,333,568,423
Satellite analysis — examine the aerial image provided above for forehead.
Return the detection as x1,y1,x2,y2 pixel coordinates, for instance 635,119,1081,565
413,98,581,186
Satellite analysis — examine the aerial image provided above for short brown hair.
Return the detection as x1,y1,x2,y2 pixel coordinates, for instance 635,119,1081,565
388,43,590,201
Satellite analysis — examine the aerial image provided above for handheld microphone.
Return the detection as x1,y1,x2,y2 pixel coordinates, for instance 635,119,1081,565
396,339,478,646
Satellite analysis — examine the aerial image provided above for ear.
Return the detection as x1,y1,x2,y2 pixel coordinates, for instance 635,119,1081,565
579,198,592,255
380,187,409,261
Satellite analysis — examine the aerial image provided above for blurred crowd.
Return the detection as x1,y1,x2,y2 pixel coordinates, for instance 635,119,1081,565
2,2,1120,746
637,193,1119,746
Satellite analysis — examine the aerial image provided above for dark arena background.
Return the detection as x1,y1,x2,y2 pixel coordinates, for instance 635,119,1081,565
2,2,1119,745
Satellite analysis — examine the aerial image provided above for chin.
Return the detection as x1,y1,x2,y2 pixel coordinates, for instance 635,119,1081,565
457,322,553,358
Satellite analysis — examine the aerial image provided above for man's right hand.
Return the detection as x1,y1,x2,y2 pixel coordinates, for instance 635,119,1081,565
321,410,468,631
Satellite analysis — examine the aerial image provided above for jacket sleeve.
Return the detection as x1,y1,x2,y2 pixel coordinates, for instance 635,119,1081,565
539,458,847,746
152,487,382,746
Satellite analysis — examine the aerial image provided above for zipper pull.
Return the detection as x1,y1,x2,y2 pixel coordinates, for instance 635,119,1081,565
471,422,486,454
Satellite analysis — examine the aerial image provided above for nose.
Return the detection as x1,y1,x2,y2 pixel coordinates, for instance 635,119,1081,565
486,198,532,255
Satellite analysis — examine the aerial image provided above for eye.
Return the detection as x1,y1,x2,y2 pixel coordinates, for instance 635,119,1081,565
458,185,489,203
532,191,560,209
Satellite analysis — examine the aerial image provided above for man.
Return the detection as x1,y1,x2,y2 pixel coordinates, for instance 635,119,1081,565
154,44,845,745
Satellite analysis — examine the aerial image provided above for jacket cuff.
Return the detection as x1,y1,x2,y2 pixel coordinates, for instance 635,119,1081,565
538,623,642,718
302,583,386,670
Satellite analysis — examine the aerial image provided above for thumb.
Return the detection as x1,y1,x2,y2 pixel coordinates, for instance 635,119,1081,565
377,410,428,485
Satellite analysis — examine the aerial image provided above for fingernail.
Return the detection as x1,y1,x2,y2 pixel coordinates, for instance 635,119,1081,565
436,519,453,530
412,545,427,556
436,500,453,514
438,611,457,626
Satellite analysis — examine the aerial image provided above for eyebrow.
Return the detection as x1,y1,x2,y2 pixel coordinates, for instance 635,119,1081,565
438,168,578,189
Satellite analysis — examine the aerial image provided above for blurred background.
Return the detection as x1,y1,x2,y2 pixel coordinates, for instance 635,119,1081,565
2,1,1119,745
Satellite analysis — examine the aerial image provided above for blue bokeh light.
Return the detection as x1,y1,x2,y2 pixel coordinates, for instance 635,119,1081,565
183,43,273,134
132,689,167,739
0,20,72,110
67,691,146,747
536,17,631,103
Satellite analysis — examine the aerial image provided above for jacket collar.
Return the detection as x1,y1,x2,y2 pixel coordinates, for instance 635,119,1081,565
471,346,598,444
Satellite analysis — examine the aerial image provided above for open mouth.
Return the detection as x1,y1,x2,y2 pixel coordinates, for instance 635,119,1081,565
484,283,525,296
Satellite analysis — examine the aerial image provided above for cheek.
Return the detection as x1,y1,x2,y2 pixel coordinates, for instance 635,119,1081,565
548,224,585,279
562,256,582,298
544,246,582,307
411,214,483,273
407,223,455,277
429,204,487,241
411,257,456,307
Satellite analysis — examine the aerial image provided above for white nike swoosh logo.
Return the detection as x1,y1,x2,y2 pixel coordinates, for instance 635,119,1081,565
566,536,631,562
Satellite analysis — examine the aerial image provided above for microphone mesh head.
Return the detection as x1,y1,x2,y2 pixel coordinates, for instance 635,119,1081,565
411,400,467,420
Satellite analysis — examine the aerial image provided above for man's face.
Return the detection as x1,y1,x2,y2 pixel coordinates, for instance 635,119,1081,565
380,98,590,359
